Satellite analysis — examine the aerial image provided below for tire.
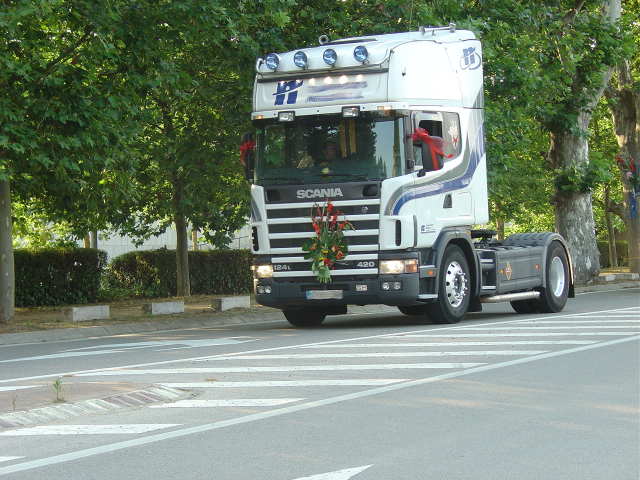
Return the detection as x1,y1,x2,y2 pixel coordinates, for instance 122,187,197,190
283,309,326,328
510,299,539,314
537,241,570,313
425,245,471,324
398,305,428,316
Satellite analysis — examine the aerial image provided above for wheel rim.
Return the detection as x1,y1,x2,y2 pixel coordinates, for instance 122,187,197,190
549,256,565,297
445,260,467,308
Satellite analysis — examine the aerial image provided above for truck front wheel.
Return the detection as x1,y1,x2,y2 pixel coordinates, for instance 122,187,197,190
283,309,326,328
537,241,570,313
426,245,471,324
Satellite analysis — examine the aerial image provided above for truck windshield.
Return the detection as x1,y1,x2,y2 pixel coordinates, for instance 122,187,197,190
254,112,406,186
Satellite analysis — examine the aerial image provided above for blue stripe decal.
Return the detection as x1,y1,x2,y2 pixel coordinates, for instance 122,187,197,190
391,124,485,216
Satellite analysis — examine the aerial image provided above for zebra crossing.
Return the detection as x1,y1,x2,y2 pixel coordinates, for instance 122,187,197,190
1,306,638,470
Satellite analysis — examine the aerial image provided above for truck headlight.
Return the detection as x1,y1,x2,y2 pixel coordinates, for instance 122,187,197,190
255,265,273,278
379,259,418,274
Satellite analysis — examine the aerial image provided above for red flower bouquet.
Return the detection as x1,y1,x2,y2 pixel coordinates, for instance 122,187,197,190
301,200,353,283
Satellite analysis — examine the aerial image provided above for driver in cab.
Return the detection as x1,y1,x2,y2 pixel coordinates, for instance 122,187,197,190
297,141,340,171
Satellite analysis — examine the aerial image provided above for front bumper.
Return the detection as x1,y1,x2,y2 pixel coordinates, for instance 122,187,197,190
255,273,420,309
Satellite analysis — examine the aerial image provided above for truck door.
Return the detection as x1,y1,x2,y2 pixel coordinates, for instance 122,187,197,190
412,111,471,241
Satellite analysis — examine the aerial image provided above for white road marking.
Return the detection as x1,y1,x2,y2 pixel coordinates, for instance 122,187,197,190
203,351,547,360
0,338,258,364
1,335,636,477
0,386,38,392
457,326,640,330
0,350,126,364
160,380,409,388
149,399,304,408
292,465,372,480
2,306,637,385
66,338,257,351
569,314,640,318
400,332,637,338
299,341,596,348
0,425,180,436
0,459,23,464
75,363,485,375
517,320,640,324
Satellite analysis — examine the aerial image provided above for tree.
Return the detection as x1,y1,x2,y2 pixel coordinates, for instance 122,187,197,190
0,1,152,323
106,0,295,296
605,0,640,272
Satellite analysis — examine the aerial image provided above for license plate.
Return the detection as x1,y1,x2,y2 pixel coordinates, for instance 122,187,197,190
305,290,343,300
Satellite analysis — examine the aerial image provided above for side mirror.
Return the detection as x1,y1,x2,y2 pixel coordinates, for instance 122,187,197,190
240,133,255,181
411,128,447,176
420,141,444,173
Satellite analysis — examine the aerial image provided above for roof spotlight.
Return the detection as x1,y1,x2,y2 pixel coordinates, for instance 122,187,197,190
293,51,308,69
353,45,368,63
323,48,337,66
265,53,280,71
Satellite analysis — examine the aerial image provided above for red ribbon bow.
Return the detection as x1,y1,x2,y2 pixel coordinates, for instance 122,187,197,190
412,128,453,171
239,140,255,166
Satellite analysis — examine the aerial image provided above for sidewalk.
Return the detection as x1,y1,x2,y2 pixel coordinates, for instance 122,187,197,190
1,272,638,347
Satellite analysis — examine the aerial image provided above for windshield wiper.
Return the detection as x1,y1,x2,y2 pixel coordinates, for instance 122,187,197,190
322,173,371,180
260,177,301,185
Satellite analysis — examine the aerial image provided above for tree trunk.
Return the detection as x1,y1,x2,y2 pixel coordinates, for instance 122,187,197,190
191,229,199,251
90,230,98,249
174,211,190,297
158,98,191,297
83,234,90,248
496,217,505,241
0,179,15,324
606,59,640,273
172,171,190,297
604,186,618,268
550,126,601,284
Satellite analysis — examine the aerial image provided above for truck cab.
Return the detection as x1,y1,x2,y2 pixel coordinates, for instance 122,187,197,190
247,27,573,327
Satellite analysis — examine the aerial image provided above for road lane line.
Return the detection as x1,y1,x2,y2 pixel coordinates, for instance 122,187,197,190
74,363,486,375
292,465,372,480
2,305,638,385
298,341,596,348
0,386,38,392
2,335,637,476
0,425,180,436
159,380,410,388
200,351,547,360
149,399,304,408
515,320,640,324
400,332,637,337
453,326,640,330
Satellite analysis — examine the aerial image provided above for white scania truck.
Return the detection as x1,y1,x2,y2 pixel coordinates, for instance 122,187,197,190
246,26,574,327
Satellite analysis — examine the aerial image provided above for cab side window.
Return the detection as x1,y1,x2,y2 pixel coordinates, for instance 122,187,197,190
413,112,461,168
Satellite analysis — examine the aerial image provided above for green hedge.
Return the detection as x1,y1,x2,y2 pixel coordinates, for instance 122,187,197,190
597,241,628,268
15,248,107,307
107,249,252,297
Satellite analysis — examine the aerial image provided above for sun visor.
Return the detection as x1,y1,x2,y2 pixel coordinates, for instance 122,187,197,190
254,72,388,112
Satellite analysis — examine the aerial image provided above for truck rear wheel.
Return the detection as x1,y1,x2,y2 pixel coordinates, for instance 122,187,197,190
398,305,428,316
283,309,326,328
537,241,570,313
426,245,470,324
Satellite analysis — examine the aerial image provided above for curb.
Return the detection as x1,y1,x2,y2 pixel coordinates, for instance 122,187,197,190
0,385,188,431
1,281,638,347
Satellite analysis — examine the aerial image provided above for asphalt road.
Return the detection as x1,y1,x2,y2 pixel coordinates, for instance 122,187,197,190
0,287,638,480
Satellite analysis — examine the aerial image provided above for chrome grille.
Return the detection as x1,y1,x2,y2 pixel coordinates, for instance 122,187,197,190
266,199,380,277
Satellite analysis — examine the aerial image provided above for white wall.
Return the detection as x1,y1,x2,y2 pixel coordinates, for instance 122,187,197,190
84,224,252,261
